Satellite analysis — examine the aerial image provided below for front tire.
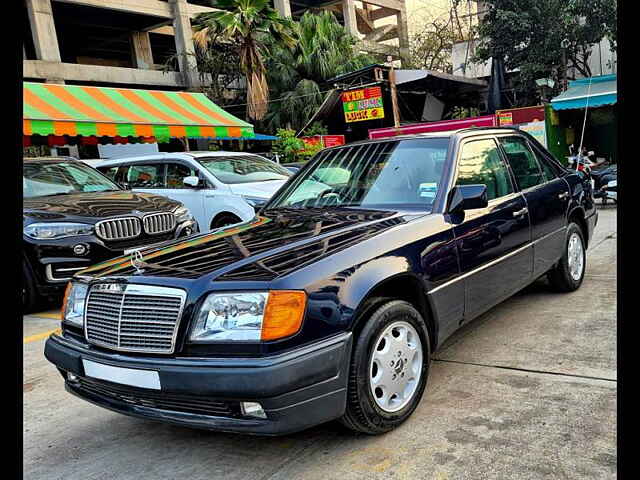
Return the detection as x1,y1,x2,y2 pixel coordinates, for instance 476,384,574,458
340,300,431,434
547,222,586,292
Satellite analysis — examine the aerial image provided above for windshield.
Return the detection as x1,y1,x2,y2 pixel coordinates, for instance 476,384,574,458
198,155,291,184
267,138,449,210
23,161,120,198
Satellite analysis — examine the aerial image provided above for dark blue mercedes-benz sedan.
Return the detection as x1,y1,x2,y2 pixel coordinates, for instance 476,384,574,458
45,127,597,435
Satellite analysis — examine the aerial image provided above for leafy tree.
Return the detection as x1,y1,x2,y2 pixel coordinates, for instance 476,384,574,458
472,0,617,104
272,128,306,163
193,0,296,121
263,11,376,132
163,38,244,109
302,121,328,136
407,5,474,74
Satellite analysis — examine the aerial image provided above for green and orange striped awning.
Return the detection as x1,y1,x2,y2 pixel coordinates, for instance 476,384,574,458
23,82,254,142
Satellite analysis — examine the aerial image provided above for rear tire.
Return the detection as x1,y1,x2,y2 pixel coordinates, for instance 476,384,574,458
340,300,431,435
547,222,586,292
22,259,40,314
210,213,242,230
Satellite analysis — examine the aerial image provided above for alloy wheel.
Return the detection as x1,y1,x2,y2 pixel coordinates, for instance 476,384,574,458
369,320,423,413
567,232,584,281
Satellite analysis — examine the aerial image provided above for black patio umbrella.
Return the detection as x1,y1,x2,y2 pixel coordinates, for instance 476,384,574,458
487,56,507,114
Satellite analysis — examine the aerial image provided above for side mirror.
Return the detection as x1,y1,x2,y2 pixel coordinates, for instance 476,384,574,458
183,176,200,188
118,182,131,190
447,185,488,214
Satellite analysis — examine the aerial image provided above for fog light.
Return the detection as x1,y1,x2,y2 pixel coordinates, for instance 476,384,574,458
241,401,266,419
67,372,79,384
73,244,88,255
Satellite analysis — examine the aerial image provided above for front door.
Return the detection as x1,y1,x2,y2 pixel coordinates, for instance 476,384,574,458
451,137,533,321
497,135,571,277
164,162,207,229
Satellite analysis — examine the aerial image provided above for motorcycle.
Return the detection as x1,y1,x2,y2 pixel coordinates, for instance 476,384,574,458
591,164,617,205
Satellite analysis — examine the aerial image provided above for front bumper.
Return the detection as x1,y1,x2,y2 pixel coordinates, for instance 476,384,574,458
44,332,352,435
26,219,199,293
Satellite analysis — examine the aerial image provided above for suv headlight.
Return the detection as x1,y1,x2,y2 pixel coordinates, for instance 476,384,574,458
173,206,192,223
242,196,268,208
190,291,306,342
24,223,93,240
62,282,88,327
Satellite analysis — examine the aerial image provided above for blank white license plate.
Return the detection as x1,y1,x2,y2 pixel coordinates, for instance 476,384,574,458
82,359,161,390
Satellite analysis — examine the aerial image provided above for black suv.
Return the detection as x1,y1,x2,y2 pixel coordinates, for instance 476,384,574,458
23,157,198,312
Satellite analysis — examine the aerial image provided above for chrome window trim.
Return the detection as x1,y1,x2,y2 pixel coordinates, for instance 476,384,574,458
428,226,567,295
84,283,187,354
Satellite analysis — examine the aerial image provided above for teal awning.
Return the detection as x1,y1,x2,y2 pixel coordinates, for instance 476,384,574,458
551,74,617,110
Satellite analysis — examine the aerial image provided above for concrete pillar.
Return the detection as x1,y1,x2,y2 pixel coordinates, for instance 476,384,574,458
274,0,291,18
342,0,359,37
130,31,154,69
396,3,410,66
169,0,199,88
25,0,61,62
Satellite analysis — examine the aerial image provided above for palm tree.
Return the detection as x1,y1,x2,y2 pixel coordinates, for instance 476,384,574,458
264,10,376,131
193,0,296,121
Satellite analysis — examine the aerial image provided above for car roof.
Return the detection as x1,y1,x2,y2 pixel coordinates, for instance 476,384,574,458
95,151,266,167
334,126,524,148
23,156,82,163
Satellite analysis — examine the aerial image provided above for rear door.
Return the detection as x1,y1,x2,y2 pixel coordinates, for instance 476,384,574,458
497,135,570,278
452,137,532,321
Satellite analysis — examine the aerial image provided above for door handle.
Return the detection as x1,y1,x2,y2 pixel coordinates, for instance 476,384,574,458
513,207,528,217
558,192,569,200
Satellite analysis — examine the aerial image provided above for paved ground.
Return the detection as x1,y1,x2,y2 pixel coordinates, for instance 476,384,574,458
23,206,617,480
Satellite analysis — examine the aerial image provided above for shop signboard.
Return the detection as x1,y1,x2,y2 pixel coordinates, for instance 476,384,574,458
342,86,385,123
300,135,346,148
496,105,548,148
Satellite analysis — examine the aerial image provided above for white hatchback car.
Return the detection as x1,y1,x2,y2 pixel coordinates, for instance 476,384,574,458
96,152,292,231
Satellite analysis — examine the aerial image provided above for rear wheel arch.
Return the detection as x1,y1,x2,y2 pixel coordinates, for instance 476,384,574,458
567,206,589,248
350,273,438,353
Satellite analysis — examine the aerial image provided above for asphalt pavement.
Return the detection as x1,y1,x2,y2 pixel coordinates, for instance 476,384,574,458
23,205,617,480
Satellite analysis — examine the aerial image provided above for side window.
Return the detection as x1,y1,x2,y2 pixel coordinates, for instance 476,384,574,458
166,163,196,189
456,138,514,201
101,166,119,181
126,164,165,188
499,136,544,189
529,142,561,181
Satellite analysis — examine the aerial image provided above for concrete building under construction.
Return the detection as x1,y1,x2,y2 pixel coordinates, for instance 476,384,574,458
23,0,410,90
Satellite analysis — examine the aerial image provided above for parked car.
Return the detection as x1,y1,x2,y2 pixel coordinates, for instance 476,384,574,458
23,157,198,312
96,152,292,231
45,128,597,435
282,161,305,173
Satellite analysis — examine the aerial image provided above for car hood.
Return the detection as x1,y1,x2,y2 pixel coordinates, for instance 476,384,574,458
23,191,181,222
79,207,413,281
227,180,288,198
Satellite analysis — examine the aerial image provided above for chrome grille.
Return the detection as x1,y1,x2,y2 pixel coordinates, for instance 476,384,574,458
84,284,186,354
143,212,176,235
95,217,141,241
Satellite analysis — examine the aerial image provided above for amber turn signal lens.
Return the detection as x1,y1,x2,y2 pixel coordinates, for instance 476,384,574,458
61,282,72,321
261,290,307,341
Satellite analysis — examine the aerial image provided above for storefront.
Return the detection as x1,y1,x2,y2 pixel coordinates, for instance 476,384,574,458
23,82,256,159
550,74,617,164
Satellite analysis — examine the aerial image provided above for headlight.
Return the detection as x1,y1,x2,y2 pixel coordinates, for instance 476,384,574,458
24,223,93,240
190,290,306,342
242,196,268,208
62,282,88,327
173,206,192,223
